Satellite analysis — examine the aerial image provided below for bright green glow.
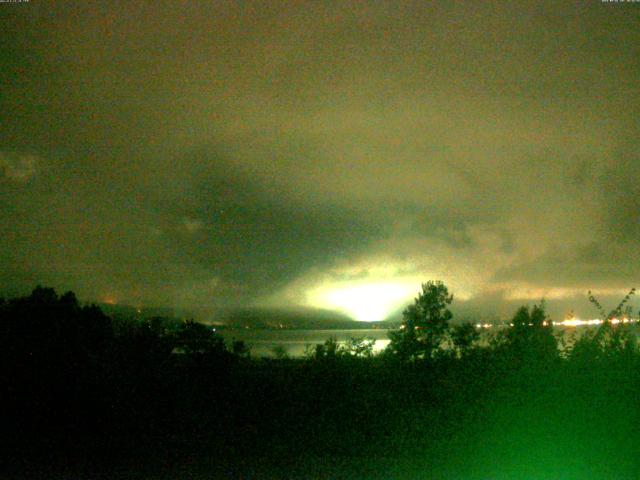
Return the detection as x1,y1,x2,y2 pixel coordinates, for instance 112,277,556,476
308,280,417,321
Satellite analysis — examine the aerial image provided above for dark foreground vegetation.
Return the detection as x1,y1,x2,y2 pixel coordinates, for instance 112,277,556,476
2,284,640,479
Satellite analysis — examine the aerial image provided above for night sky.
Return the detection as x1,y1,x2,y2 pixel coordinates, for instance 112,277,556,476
1,1,639,321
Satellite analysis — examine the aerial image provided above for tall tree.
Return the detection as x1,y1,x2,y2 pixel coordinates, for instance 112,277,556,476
388,281,453,360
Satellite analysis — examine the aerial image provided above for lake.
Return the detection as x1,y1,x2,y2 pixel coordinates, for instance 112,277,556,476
219,328,391,357
219,324,640,357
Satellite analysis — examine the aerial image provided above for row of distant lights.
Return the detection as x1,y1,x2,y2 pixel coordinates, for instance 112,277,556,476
474,318,637,329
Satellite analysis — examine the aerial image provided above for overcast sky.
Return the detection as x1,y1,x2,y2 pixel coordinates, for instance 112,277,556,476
1,1,639,321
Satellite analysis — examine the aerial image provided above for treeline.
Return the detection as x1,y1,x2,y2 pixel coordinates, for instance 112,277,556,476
383,280,639,364
2,284,640,479
0,287,239,469
309,281,639,366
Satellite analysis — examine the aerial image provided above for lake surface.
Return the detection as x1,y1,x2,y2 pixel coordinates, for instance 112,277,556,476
220,324,640,358
220,328,391,357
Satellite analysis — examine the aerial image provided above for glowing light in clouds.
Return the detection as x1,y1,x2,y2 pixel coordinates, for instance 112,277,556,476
309,281,418,322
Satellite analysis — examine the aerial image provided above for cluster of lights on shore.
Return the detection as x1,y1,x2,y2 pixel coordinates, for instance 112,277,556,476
474,317,637,329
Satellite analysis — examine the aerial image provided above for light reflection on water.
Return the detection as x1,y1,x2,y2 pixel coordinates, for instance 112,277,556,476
221,324,640,358
221,328,391,357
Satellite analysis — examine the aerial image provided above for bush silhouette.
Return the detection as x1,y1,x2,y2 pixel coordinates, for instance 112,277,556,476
498,303,558,365
174,319,226,355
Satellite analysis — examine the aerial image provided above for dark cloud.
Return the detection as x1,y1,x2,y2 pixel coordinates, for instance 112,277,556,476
1,1,639,319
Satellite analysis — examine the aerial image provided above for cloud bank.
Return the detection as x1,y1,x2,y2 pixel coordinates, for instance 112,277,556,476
1,2,639,319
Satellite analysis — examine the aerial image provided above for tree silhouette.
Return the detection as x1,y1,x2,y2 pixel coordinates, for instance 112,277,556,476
0,286,115,446
312,336,339,360
503,302,557,364
588,287,636,322
387,281,453,360
450,322,480,358
175,319,226,355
